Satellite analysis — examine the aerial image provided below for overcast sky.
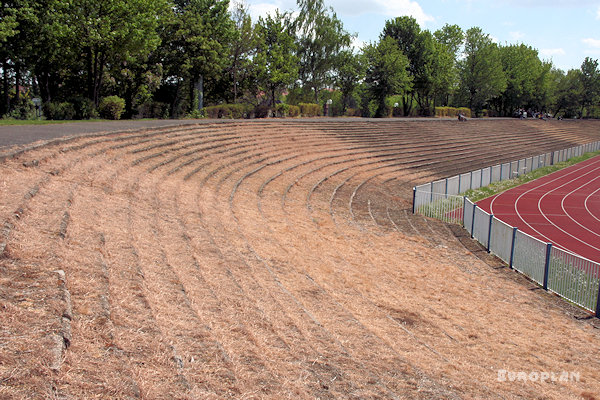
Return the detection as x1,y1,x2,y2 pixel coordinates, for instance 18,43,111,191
237,0,600,72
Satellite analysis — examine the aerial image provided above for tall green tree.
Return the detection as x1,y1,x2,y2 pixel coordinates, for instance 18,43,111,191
382,16,447,116
363,37,412,117
254,11,298,107
493,44,545,116
71,0,168,105
434,24,463,106
459,27,506,115
553,69,583,117
227,1,255,103
157,0,234,115
335,50,365,113
293,0,352,103
580,57,600,117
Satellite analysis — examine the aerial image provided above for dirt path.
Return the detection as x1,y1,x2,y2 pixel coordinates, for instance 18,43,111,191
1,119,599,399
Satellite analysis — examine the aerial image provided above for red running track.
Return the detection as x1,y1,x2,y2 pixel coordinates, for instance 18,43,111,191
477,155,600,264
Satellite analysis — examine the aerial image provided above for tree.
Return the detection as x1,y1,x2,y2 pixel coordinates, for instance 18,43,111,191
227,1,255,103
381,16,448,116
335,50,365,113
459,27,506,115
434,24,463,106
580,57,600,117
69,0,168,105
363,37,412,117
553,69,583,118
293,0,352,103
157,0,234,115
254,11,298,107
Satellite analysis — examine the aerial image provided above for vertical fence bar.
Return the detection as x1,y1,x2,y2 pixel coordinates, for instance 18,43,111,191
543,243,552,290
412,187,416,214
596,282,600,317
487,214,494,252
471,204,477,239
509,227,518,268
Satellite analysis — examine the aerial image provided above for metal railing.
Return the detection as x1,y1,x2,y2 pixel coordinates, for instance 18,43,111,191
412,140,600,317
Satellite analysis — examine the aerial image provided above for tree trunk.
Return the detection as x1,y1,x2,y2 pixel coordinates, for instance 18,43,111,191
195,76,203,110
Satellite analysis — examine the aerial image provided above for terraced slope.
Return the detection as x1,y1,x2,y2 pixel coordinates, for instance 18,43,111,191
1,119,599,399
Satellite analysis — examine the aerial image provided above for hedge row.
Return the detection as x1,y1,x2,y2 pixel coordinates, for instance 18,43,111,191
298,103,321,117
435,107,472,118
203,103,253,119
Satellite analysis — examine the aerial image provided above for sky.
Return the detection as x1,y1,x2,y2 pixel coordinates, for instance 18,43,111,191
237,0,600,72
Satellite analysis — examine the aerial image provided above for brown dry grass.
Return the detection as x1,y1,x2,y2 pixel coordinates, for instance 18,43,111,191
0,119,599,399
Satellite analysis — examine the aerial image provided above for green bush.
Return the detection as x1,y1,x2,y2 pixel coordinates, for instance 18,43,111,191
275,103,289,117
288,105,300,117
254,105,271,118
98,95,126,120
43,101,76,120
344,108,361,117
203,103,252,119
69,96,97,119
435,106,472,119
299,103,321,117
5,97,37,120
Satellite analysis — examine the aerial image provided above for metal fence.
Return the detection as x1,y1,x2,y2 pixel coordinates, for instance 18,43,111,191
412,140,600,317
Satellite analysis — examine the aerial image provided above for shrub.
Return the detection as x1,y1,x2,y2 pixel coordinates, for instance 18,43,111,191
435,106,472,119
68,96,97,120
5,97,36,120
299,103,321,117
344,108,361,117
458,107,472,118
275,103,289,117
98,95,126,120
43,101,76,120
254,105,271,118
288,105,300,117
203,103,252,119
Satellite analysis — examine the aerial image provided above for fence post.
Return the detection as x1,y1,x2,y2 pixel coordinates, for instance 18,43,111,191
430,182,434,202
462,196,467,226
543,243,552,290
509,227,518,269
480,169,484,188
470,171,473,190
550,151,555,165
471,204,477,239
445,178,448,198
412,187,416,214
487,214,494,252
596,281,600,318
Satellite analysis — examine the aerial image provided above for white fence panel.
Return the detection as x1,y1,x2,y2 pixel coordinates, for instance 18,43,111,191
472,207,491,248
531,155,540,171
447,175,460,196
489,217,514,264
548,247,600,312
525,157,533,173
481,167,492,187
432,179,446,195
464,198,475,235
471,169,482,190
459,173,471,193
512,230,547,285
491,165,501,183
501,163,511,181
